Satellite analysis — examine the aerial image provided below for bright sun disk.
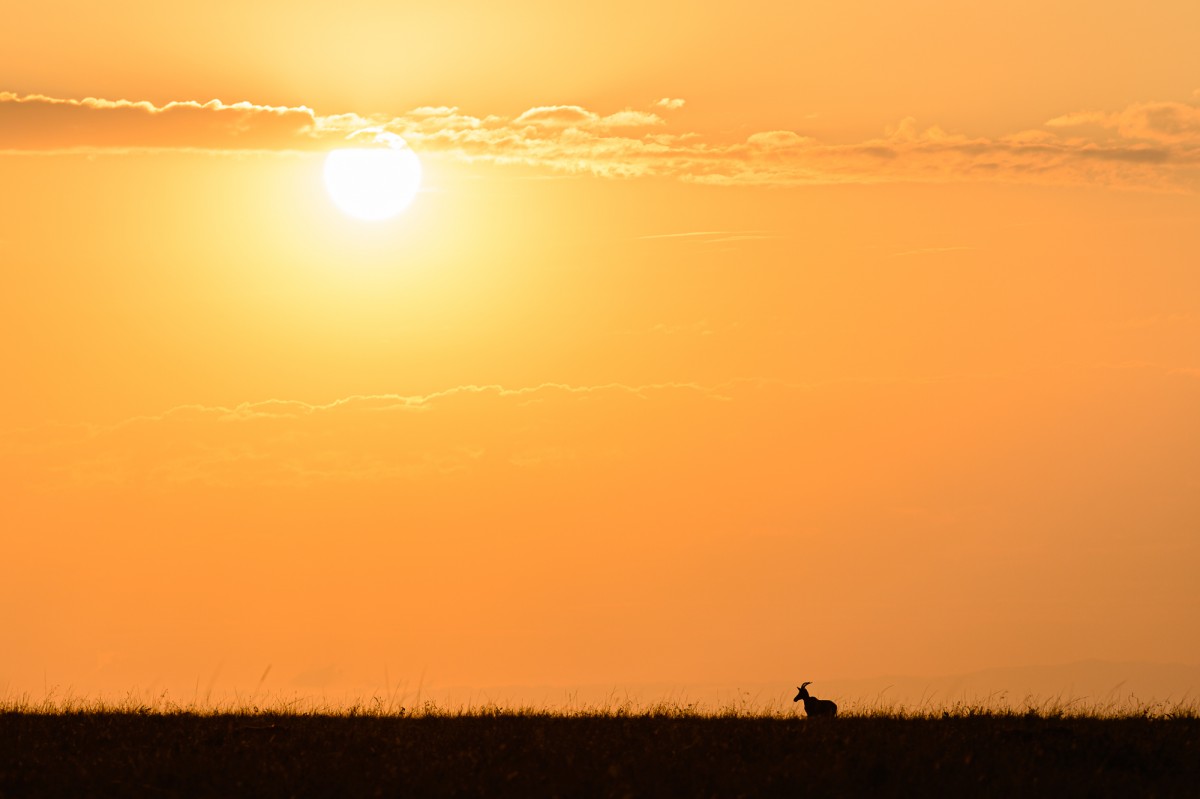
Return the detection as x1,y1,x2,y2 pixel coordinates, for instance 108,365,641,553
323,133,421,221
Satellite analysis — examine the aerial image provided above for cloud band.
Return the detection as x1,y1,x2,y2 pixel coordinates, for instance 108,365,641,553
2,90,1198,190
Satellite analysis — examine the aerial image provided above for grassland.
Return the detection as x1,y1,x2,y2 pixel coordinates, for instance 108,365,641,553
2,699,1198,797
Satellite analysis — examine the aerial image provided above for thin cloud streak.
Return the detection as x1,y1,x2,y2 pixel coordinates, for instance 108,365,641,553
85,381,729,432
636,230,774,241
1,382,732,488
3,367,1196,490
888,246,975,258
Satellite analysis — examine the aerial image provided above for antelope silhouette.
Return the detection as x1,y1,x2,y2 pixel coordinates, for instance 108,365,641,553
794,681,837,717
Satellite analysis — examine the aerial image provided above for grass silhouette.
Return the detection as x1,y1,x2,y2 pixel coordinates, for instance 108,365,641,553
3,694,1198,796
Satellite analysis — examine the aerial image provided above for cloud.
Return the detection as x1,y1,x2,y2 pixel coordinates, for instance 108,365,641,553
2,382,730,488
1047,101,1200,142
3,90,1200,190
888,246,975,258
746,130,812,148
513,105,599,128
636,230,776,245
0,92,328,151
1110,312,1198,331
597,109,666,128
512,105,664,129
6,368,1199,511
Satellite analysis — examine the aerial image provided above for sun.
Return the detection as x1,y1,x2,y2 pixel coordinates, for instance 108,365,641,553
323,131,422,221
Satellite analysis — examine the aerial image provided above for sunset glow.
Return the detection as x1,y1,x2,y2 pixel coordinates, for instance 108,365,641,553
1,1,1198,709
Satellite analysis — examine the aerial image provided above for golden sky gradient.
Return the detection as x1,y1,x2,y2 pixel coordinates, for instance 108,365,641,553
2,1,1198,702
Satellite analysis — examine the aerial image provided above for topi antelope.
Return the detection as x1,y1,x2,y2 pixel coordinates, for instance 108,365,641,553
794,681,838,717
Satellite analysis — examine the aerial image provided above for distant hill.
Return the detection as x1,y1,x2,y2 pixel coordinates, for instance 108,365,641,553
818,659,1200,711
420,660,1200,712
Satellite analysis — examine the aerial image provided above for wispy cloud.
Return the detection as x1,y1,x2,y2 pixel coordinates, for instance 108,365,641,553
888,246,975,258
1108,312,1198,331
3,91,1199,190
1046,101,1200,143
2,382,730,488
4,369,1198,493
512,105,665,129
636,230,775,243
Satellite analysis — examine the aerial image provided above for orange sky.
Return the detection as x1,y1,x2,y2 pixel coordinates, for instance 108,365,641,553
2,1,1199,703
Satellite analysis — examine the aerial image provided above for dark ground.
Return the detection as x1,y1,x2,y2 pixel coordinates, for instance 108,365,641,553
2,711,1198,797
